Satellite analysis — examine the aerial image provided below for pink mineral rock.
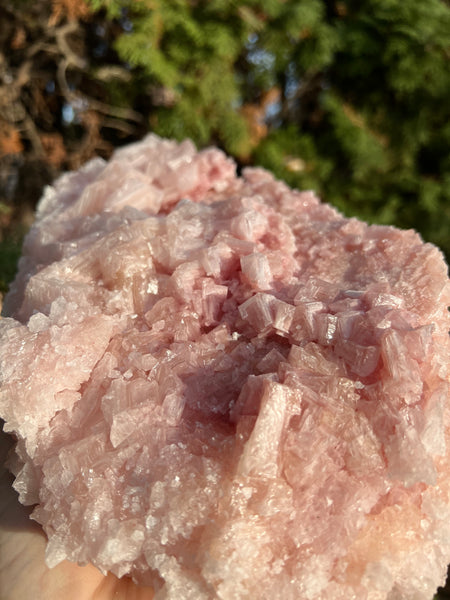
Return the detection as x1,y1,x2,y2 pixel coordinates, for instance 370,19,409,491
1,134,450,599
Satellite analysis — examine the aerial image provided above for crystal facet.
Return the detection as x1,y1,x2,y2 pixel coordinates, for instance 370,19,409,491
1,135,449,599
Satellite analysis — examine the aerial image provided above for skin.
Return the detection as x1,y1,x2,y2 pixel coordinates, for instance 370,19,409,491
0,428,154,600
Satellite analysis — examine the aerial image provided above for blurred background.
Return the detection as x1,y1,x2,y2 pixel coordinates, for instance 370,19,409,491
0,1,450,598
1,0,450,294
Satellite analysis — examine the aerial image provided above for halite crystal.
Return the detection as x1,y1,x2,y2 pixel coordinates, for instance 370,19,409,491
1,135,450,599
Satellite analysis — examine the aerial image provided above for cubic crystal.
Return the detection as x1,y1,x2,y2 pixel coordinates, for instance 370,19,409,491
1,135,449,599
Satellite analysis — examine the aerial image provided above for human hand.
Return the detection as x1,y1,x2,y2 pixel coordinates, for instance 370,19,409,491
0,426,154,600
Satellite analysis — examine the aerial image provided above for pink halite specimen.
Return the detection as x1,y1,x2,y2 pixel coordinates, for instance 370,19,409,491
1,135,450,600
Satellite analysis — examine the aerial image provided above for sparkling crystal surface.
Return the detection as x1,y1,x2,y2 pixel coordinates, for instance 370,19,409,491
1,135,450,599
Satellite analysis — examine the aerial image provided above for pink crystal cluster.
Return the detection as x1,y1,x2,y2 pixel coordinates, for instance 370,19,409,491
1,135,450,599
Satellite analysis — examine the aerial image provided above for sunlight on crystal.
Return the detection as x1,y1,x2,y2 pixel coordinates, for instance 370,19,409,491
1,135,449,599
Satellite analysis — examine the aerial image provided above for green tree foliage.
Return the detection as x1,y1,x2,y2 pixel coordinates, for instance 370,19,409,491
86,0,450,262
0,233,23,295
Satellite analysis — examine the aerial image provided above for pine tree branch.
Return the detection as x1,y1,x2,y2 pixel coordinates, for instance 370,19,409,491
57,57,143,123
52,21,87,70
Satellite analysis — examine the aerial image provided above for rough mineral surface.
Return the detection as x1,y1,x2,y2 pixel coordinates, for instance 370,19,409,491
1,135,450,600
